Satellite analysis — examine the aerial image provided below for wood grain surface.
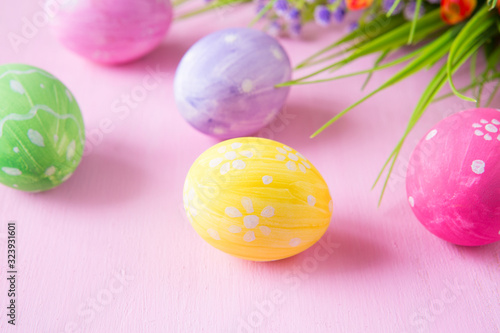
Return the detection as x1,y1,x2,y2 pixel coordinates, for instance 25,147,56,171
0,2,499,332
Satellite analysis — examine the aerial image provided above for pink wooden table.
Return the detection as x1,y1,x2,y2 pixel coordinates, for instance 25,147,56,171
0,2,499,332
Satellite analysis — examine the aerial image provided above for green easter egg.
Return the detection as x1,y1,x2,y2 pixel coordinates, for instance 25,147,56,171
0,64,85,192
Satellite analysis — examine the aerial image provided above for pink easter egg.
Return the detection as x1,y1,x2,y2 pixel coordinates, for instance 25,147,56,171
49,0,172,64
406,108,500,246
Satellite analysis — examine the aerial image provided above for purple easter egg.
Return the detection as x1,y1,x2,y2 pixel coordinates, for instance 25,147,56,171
48,0,172,64
174,28,292,139
406,108,500,246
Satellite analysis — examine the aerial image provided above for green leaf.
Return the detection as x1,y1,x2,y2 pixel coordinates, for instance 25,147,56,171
446,6,495,102
173,0,192,7
432,71,500,102
434,81,482,102
350,9,445,60
176,0,248,20
470,50,479,99
408,0,423,44
486,78,500,106
484,41,500,73
375,27,497,204
295,14,406,69
387,0,402,17
308,26,460,137
277,42,426,87
290,9,446,83
476,79,485,107
249,0,276,27
470,50,478,86
362,50,391,90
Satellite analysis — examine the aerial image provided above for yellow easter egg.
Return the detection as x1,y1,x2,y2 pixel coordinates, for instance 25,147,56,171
183,137,333,261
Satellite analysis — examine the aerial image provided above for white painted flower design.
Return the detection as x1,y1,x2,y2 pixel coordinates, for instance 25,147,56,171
472,118,500,141
185,188,198,217
225,197,275,242
208,142,254,175
275,145,311,173
471,160,485,175
270,46,284,61
183,181,200,218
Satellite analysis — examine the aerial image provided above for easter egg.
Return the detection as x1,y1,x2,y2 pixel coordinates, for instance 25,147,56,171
0,64,85,192
406,108,500,246
174,28,292,139
49,0,172,64
183,137,333,261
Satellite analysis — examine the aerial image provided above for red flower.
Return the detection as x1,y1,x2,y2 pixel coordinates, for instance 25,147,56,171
440,0,476,25
346,0,374,10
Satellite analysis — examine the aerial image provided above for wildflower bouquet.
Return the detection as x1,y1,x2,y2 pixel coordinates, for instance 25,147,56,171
178,0,500,201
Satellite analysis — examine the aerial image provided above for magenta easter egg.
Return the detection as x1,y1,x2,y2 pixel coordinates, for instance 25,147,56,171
174,28,292,139
48,0,172,64
406,108,500,246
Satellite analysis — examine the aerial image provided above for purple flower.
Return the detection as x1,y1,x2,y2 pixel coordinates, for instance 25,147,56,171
256,1,266,13
330,0,347,8
314,5,331,27
404,2,425,20
255,0,270,15
383,0,404,15
268,21,283,36
287,7,301,21
332,7,345,23
274,0,289,16
289,22,302,36
348,21,359,32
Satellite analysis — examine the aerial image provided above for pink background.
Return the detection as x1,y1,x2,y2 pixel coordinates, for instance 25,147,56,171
1,2,499,332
